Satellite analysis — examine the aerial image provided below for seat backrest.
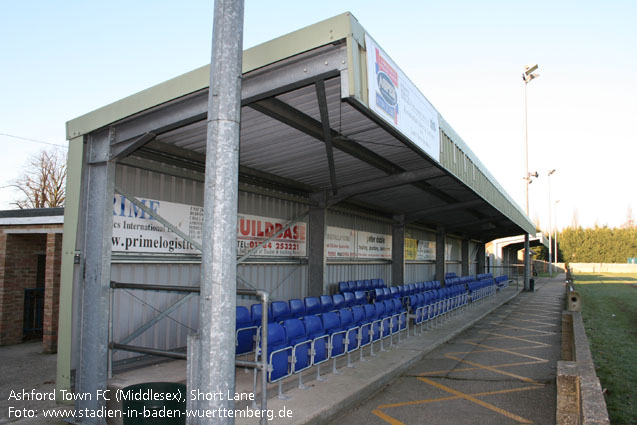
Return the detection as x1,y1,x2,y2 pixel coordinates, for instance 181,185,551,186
266,323,287,349
363,303,377,320
354,290,367,305
347,281,357,291
390,287,398,298
343,292,355,307
271,301,291,322
289,299,306,318
282,318,307,344
371,278,380,288
397,285,405,297
338,281,350,293
374,287,384,301
338,308,354,327
392,298,402,312
377,278,385,287
302,315,324,338
382,287,391,298
363,279,373,291
375,301,386,317
304,297,321,315
319,295,334,313
351,305,365,324
321,311,341,333
356,280,366,291
332,294,345,310
251,303,272,323
383,299,394,315
236,306,251,327
409,295,419,308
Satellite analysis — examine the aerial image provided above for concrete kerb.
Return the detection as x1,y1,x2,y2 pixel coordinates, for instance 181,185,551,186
239,285,523,425
557,310,611,425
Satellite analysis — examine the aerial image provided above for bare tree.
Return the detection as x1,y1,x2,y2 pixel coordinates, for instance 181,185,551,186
10,148,67,209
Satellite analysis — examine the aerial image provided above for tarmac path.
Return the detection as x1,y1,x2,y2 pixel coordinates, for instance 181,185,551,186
329,276,565,425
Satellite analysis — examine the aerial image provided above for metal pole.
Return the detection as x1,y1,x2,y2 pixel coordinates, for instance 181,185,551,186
548,172,552,276
524,81,529,215
195,1,244,424
524,233,530,291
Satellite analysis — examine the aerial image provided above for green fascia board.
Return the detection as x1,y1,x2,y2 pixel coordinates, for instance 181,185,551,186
439,116,536,236
66,12,364,140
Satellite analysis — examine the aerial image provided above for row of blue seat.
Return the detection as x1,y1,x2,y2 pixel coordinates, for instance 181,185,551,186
444,275,477,287
367,280,443,302
253,300,408,397
409,286,470,330
236,293,371,355
337,278,386,294
468,278,497,301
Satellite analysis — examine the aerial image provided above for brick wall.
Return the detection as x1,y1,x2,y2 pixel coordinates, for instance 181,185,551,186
43,233,62,353
0,233,47,345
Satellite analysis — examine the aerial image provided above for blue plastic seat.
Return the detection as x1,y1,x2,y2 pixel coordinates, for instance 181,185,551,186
302,315,329,365
338,281,350,294
282,319,312,375
377,278,386,288
363,303,381,341
363,280,373,291
271,301,292,322
250,303,272,325
389,286,399,299
356,280,366,291
343,291,355,307
382,287,391,300
347,281,357,292
338,308,359,353
236,306,256,355
354,290,367,305
371,278,381,288
289,299,306,318
373,288,384,302
304,297,321,316
332,294,345,310
263,323,291,383
322,312,346,358
320,295,334,313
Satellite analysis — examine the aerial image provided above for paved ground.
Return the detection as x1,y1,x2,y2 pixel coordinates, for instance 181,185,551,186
0,341,62,424
328,276,564,425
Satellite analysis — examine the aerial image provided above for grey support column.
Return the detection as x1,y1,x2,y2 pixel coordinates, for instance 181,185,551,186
196,1,245,423
461,239,469,277
75,130,115,424
435,227,446,284
524,233,531,291
477,243,486,275
391,216,405,286
308,194,327,297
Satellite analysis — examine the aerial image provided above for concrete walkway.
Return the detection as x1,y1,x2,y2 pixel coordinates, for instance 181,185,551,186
328,275,564,425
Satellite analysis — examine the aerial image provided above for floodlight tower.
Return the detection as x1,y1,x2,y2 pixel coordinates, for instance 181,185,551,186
523,64,540,215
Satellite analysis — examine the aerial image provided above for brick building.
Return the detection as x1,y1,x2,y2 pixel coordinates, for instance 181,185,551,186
0,208,63,353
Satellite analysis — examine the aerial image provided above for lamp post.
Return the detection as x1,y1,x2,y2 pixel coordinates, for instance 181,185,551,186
522,64,539,290
554,199,560,270
523,64,540,215
548,169,556,275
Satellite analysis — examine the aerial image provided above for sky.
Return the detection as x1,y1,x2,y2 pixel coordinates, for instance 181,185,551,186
1,0,635,231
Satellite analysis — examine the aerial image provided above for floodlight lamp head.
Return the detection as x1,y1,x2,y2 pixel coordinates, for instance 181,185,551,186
524,64,539,75
549,169,556,175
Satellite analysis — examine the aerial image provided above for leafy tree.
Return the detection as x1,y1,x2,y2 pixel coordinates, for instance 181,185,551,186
9,148,67,208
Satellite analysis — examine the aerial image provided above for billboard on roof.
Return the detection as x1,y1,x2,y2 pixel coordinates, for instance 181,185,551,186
365,34,440,162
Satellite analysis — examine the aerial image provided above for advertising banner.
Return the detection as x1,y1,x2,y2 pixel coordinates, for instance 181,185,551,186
326,226,356,258
406,238,435,261
112,195,202,254
365,34,441,162
112,195,307,257
237,214,306,257
357,231,392,259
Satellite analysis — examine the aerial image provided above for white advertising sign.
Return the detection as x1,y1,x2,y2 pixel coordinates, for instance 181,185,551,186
112,195,307,257
357,231,392,259
417,240,436,261
112,195,202,254
365,34,440,162
326,226,356,258
237,214,307,257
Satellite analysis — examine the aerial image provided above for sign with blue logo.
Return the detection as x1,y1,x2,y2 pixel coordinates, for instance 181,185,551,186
365,34,440,162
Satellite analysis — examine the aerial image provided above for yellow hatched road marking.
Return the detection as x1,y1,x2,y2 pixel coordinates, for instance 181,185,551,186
477,331,551,346
496,323,555,334
446,355,542,384
465,341,548,362
418,360,544,377
377,385,543,409
372,409,406,425
417,377,534,424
